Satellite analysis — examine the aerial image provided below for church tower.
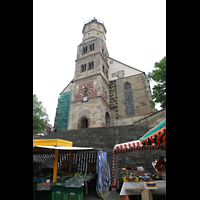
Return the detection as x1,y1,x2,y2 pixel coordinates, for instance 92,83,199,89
68,18,111,129
55,18,155,131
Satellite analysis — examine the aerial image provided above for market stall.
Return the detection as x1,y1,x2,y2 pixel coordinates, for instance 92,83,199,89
33,139,111,200
111,119,166,200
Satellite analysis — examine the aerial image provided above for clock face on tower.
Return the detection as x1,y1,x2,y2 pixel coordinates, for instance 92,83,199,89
79,84,93,97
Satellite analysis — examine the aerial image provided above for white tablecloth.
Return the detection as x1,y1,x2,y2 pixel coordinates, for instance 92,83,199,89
120,181,166,196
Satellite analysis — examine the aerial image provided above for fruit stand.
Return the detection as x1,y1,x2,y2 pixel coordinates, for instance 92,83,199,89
111,119,166,200
33,139,111,200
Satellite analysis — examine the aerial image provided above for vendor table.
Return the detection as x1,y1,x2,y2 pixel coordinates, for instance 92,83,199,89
120,181,166,200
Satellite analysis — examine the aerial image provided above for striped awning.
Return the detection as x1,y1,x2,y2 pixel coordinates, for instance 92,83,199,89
140,118,166,146
111,119,166,187
113,140,141,154
112,140,161,155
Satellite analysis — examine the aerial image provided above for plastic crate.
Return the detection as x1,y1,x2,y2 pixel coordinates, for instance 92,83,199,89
66,179,84,188
84,174,93,181
65,192,83,200
52,191,65,200
52,186,66,193
65,186,84,194
53,181,66,187
70,177,84,181
37,182,52,191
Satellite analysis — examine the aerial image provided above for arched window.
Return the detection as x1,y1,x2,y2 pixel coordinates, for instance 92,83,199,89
105,112,110,126
102,65,105,73
124,82,134,116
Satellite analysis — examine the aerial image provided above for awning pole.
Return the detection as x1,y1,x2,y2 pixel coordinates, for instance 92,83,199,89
53,149,59,182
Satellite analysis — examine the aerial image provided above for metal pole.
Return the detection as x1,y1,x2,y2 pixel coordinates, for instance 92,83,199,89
53,149,59,182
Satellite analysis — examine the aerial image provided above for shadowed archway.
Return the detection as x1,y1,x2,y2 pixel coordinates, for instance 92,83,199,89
105,112,110,127
77,116,89,129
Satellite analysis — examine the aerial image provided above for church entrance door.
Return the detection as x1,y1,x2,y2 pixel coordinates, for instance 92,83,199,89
81,117,88,128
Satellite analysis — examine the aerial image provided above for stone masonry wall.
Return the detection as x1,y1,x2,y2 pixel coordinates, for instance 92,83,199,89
116,73,154,119
134,108,166,129
39,124,166,173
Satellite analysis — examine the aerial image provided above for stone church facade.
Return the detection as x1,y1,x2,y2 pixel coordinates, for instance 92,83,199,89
54,18,155,131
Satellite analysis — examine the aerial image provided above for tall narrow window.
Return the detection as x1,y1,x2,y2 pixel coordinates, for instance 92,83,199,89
81,64,86,72
124,82,134,116
102,65,105,73
83,46,87,54
91,61,94,69
90,43,94,51
88,61,94,70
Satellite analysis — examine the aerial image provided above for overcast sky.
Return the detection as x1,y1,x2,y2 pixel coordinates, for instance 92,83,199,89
33,0,166,126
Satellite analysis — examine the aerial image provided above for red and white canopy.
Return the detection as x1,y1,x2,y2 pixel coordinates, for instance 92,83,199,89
111,140,160,187
113,140,160,154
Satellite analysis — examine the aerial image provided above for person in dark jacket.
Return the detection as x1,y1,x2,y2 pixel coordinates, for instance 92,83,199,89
155,156,166,171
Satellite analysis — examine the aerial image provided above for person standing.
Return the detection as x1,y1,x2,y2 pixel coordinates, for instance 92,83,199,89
155,156,166,171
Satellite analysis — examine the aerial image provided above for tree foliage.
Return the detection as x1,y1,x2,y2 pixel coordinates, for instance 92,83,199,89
33,94,49,134
147,57,166,108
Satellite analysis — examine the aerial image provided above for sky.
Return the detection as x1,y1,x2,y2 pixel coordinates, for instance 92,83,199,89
33,0,166,126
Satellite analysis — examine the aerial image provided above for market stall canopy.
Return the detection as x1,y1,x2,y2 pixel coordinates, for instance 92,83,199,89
33,145,101,155
111,139,159,187
33,139,101,154
33,139,73,147
139,118,166,146
113,140,160,155
33,145,101,151
111,120,166,187
114,140,141,154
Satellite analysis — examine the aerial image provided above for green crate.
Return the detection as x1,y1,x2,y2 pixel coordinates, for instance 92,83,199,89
65,186,84,195
52,186,66,193
53,181,66,187
52,191,65,200
65,192,83,200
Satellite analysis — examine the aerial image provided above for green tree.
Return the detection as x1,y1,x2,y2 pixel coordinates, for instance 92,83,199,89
33,94,49,134
147,57,166,108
